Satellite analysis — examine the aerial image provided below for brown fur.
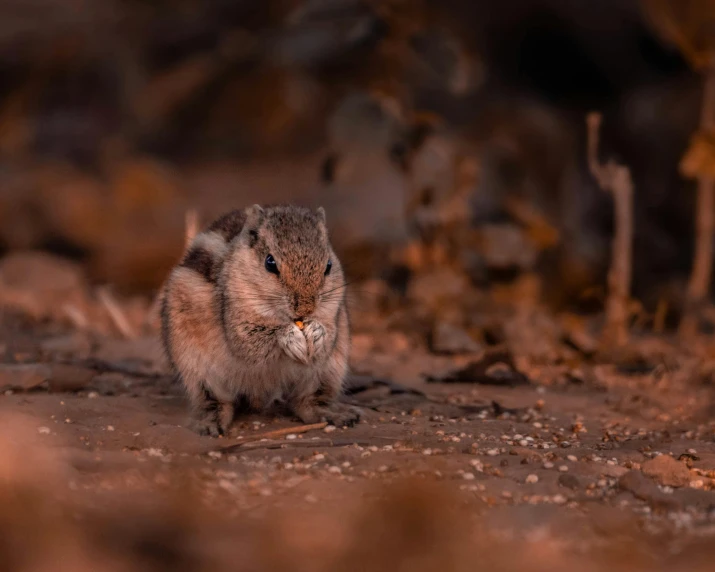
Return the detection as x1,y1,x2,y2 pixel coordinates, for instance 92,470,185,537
161,204,358,436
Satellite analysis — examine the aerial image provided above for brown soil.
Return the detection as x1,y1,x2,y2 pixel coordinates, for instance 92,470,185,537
1,293,715,571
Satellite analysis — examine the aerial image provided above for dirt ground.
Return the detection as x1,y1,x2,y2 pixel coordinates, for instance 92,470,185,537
1,283,715,571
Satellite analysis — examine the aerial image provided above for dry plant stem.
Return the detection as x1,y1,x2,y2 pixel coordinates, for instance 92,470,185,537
680,66,715,338
586,113,634,347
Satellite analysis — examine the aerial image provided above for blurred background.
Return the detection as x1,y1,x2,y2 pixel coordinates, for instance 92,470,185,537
0,0,707,316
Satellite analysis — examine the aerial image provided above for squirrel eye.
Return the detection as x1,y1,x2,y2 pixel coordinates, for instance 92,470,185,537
325,259,332,276
265,254,279,275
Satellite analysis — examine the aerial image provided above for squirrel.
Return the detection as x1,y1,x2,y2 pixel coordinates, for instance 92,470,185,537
161,204,360,436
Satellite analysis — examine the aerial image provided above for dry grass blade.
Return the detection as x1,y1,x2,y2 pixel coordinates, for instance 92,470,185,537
97,286,137,339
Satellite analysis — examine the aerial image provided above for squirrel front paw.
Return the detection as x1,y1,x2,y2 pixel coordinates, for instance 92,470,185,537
279,324,310,364
303,320,328,360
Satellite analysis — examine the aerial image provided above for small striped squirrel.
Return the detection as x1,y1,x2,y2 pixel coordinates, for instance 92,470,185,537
161,204,359,436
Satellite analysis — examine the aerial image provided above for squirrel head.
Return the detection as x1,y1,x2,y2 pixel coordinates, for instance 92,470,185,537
225,205,344,325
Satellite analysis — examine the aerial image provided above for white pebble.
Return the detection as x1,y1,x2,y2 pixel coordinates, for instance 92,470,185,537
37,426,51,435
559,465,569,472
327,466,341,474
487,449,499,456
324,425,336,433
106,425,115,432
286,434,297,440
567,455,578,462
462,472,475,481
470,459,484,472
526,474,539,484
543,462,554,469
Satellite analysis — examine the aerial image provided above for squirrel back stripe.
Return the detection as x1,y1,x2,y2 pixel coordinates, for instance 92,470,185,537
180,247,217,283
208,209,247,242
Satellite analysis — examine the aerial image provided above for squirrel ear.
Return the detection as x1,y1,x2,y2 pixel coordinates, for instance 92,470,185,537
245,204,264,226
316,206,326,224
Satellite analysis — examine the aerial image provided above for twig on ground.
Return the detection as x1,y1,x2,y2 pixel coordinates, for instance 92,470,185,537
214,437,381,454
235,422,328,444
586,112,634,348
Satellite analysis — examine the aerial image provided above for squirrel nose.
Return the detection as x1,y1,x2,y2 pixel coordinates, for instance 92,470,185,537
293,295,316,317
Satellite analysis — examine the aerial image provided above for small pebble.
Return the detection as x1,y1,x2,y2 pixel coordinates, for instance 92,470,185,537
106,426,115,432
567,455,578,462
327,466,341,474
543,462,554,469
487,449,499,456
324,425,336,433
37,426,51,435
462,473,475,481
208,451,222,459
526,474,539,484
286,434,297,440
470,459,484,471
559,465,569,472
